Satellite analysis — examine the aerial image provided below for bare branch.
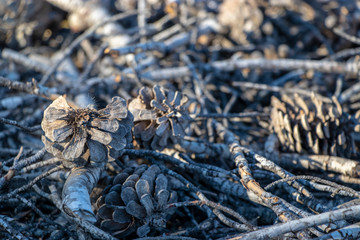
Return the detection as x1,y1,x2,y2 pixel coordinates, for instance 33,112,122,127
225,205,360,240
48,185,117,240
0,165,62,201
0,148,47,190
62,167,102,223
158,165,253,231
316,222,360,240
265,175,360,198
167,200,256,230
274,154,360,177
233,81,332,103
333,27,360,45
141,58,360,81
0,215,28,240
192,112,268,120
0,117,41,133
0,77,53,97
123,149,229,178
213,120,297,222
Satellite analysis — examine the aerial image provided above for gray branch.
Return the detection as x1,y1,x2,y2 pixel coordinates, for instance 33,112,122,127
62,166,103,223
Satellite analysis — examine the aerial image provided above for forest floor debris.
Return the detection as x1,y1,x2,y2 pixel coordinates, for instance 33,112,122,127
1,0,360,239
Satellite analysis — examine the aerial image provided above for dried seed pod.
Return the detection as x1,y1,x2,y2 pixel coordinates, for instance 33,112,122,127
128,85,191,151
94,165,178,238
270,94,358,157
41,96,133,168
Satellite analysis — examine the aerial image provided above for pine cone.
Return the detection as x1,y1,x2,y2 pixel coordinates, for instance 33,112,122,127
41,96,133,168
128,85,191,150
270,94,359,157
94,165,178,238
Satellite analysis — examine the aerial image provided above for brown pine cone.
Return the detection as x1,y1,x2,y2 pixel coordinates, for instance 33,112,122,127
94,165,178,238
41,96,133,168
270,94,359,157
128,85,191,150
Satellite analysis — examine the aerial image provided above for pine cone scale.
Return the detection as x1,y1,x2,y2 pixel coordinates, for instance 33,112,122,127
53,125,73,142
63,129,87,159
91,118,119,133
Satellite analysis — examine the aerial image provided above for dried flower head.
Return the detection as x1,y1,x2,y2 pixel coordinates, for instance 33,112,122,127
94,165,178,238
41,96,133,168
270,94,359,157
128,85,191,150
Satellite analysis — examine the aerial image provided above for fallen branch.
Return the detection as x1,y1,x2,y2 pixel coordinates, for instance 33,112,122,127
149,160,254,231
0,77,54,98
61,166,103,223
273,153,360,178
265,175,360,198
0,117,41,133
166,200,256,230
224,204,360,240
0,165,62,201
48,185,116,240
213,120,296,222
316,221,360,240
0,147,47,189
141,58,360,81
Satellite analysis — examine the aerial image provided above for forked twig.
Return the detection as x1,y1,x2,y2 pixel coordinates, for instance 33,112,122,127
0,77,53,98
167,200,256,230
213,120,296,222
0,148,47,190
0,165,62,201
161,166,253,231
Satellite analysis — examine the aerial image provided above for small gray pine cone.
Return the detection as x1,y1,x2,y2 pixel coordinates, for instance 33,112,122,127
41,96,133,168
128,85,191,150
94,165,178,238
270,94,359,157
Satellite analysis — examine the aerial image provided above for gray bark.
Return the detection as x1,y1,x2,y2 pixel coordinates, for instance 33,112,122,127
62,166,102,223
